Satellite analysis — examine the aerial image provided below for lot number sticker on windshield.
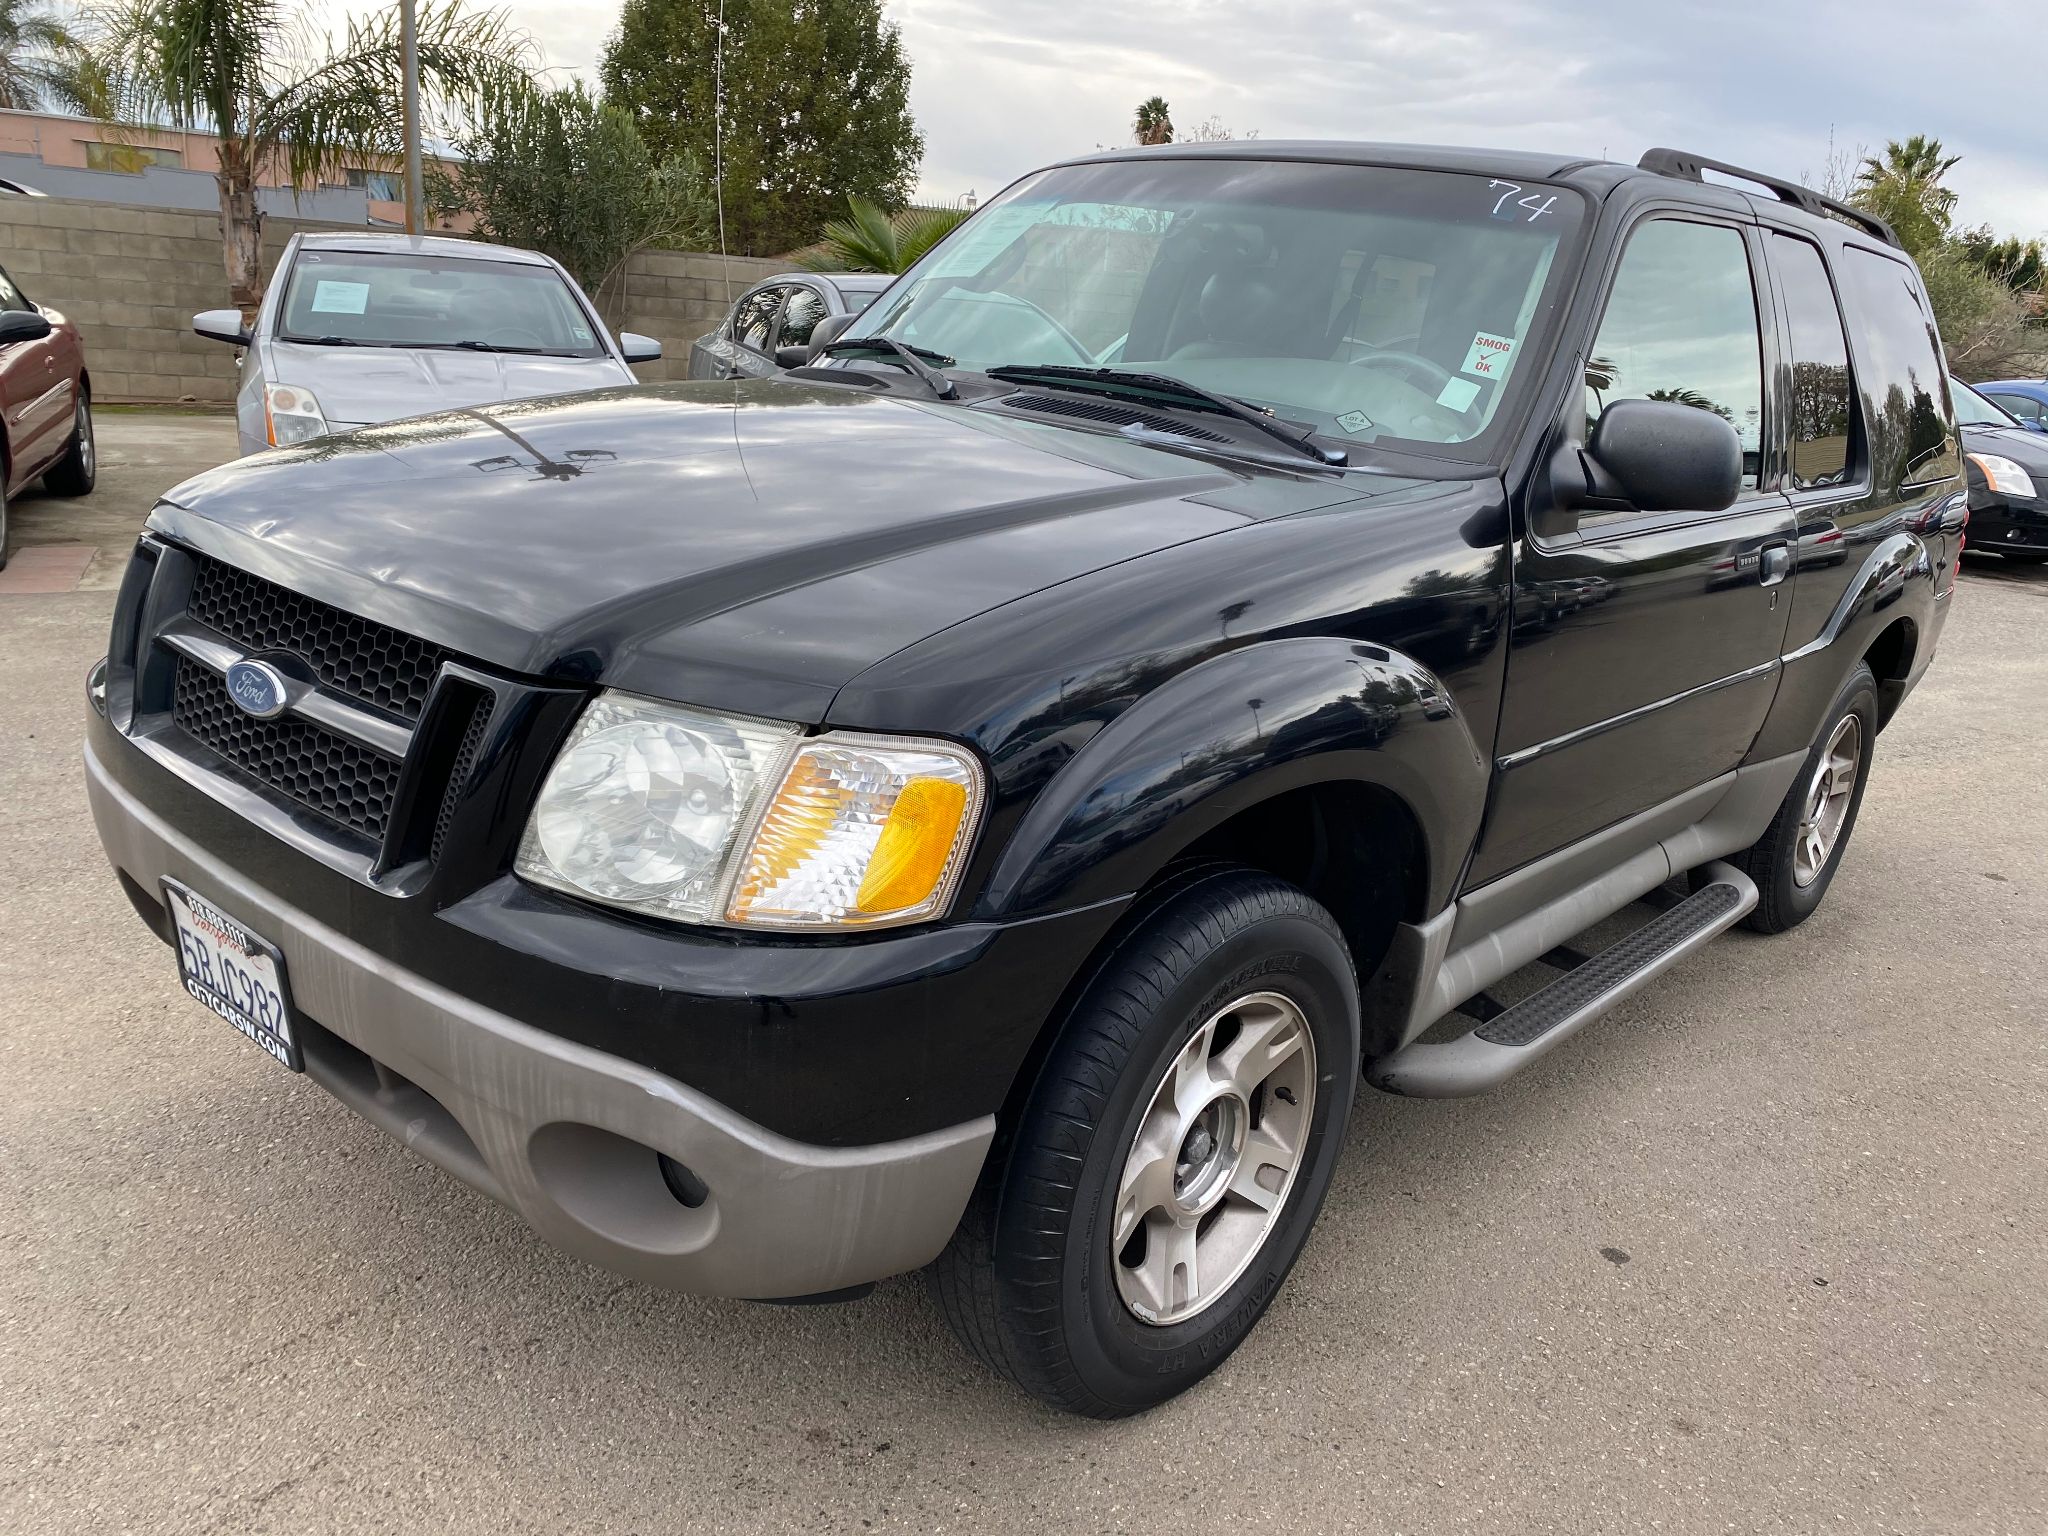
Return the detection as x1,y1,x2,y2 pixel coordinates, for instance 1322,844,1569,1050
310,280,370,315
1460,331,1516,380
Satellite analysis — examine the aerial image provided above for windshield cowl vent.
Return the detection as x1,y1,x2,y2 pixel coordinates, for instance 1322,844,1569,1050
997,392,1233,444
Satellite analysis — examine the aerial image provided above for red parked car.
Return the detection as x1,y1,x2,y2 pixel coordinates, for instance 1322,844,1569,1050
0,259,96,568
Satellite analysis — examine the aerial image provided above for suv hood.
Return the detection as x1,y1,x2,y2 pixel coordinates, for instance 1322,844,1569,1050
151,380,1385,720
265,338,636,428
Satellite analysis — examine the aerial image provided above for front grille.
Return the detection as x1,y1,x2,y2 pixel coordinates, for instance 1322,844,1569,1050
1000,392,1233,443
188,555,450,722
172,656,403,841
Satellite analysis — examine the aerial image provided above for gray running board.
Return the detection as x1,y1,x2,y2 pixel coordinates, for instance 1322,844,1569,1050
1366,862,1758,1097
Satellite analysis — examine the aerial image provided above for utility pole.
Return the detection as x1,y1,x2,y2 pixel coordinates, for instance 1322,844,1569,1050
400,0,423,235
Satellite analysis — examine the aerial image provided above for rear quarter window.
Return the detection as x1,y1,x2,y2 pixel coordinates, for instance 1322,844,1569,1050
1837,247,1960,490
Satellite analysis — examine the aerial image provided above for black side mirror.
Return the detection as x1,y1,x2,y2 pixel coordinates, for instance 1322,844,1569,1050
790,309,864,366
0,308,53,344
1571,398,1742,515
774,345,811,370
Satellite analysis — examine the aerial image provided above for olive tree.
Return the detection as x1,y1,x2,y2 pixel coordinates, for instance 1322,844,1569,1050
447,82,714,301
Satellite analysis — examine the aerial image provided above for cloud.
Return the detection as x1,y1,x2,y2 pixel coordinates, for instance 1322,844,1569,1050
325,0,2046,238
890,0,2046,238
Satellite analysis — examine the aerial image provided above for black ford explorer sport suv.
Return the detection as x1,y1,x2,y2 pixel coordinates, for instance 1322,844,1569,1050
86,144,1963,1416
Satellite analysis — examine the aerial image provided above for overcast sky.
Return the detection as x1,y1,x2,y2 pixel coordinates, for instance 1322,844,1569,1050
354,0,2048,240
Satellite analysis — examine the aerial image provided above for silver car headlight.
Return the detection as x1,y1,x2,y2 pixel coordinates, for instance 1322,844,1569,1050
264,382,329,446
514,692,986,931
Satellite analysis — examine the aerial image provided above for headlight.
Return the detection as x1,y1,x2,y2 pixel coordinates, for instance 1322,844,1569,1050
1968,452,2036,501
514,693,985,931
265,383,329,446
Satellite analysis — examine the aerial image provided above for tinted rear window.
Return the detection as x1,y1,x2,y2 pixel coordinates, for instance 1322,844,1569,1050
1770,235,1854,490
1837,247,1959,490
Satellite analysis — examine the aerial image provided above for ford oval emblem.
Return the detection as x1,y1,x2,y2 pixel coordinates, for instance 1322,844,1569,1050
224,659,289,720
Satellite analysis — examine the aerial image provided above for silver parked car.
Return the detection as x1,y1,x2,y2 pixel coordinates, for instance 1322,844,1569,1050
194,233,663,456
687,271,894,380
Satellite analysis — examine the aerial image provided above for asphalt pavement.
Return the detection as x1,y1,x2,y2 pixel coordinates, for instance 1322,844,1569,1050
1,413,2042,1533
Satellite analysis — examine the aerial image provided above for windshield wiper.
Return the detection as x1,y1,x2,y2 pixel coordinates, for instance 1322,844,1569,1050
423,340,556,355
818,337,958,399
291,335,377,347
985,364,1347,466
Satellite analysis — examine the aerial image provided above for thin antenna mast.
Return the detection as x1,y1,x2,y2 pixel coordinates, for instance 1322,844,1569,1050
713,0,733,312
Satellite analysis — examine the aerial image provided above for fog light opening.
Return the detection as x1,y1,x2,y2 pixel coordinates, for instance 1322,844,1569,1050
526,1122,717,1256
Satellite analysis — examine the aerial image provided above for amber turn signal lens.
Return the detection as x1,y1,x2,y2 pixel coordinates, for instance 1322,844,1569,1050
856,777,970,913
727,734,984,929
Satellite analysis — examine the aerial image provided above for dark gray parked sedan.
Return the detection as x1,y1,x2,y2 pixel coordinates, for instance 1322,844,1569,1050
687,272,894,380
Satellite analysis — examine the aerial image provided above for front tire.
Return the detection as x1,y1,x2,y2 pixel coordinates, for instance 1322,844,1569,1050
931,868,1359,1416
42,388,95,497
1735,662,1878,933
0,476,9,571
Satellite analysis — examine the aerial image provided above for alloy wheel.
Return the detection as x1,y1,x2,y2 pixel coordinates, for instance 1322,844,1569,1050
1111,991,1316,1325
1793,714,1862,887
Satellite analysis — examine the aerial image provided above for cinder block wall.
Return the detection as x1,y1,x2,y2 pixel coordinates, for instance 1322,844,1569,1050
0,194,788,401
597,250,789,382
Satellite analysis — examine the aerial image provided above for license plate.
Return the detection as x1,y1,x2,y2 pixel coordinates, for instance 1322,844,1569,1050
162,879,302,1071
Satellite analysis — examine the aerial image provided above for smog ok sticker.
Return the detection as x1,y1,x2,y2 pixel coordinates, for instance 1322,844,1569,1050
1459,330,1517,380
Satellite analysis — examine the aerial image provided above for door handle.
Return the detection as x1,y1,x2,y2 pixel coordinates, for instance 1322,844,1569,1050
1758,543,1791,587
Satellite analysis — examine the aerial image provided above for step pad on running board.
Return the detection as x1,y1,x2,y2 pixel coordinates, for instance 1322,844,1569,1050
1367,862,1758,1098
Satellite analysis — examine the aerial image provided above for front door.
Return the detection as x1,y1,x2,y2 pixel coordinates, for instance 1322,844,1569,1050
1472,212,1797,882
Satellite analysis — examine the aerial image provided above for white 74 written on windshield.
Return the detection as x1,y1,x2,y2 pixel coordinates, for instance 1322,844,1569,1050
1487,180,1557,222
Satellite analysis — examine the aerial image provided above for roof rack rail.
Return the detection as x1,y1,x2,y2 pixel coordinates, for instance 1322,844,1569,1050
1637,147,1899,248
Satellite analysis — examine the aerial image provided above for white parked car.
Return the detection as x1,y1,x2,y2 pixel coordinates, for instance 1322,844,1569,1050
194,233,663,456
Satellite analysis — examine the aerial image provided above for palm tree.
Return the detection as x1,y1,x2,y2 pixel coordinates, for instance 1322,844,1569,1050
1133,96,1173,147
88,0,533,309
797,195,967,275
1853,135,1960,256
1646,386,1734,422
0,0,100,111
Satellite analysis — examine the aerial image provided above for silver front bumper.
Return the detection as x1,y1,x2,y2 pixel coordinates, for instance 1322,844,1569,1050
86,739,993,1299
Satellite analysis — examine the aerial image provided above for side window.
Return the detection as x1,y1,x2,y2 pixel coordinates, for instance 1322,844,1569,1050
778,287,828,348
1585,218,1764,492
1987,392,2041,425
1836,247,1960,490
1770,235,1855,490
731,287,783,352
0,265,29,312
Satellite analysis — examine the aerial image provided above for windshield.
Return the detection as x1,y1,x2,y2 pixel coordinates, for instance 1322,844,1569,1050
277,251,607,357
844,157,1586,455
1951,377,2019,428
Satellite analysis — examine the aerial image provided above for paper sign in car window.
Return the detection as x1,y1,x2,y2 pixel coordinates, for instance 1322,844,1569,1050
1436,377,1482,412
1459,330,1517,380
310,280,370,315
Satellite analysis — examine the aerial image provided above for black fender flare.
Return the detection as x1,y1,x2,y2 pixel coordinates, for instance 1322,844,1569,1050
979,637,1489,921
1793,527,1933,669
1762,527,1937,759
